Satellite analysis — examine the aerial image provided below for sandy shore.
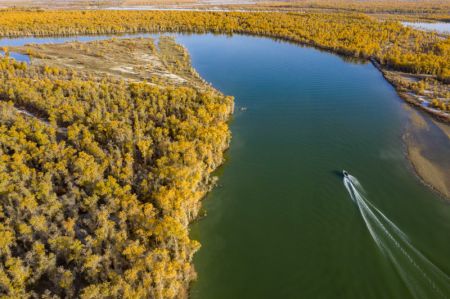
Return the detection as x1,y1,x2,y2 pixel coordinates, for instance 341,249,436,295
433,119,450,139
405,108,450,199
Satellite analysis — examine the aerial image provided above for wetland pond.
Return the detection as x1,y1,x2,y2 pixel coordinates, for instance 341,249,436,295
1,33,449,299
402,22,450,34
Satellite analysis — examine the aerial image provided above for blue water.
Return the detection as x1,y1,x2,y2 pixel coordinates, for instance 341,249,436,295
0,51,30,63
402,22,450,34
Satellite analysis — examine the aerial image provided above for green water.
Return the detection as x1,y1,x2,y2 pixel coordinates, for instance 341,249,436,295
173,34,450,299
1,33,449,298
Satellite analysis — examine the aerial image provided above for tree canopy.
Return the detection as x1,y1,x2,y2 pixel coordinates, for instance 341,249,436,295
0,40,233,297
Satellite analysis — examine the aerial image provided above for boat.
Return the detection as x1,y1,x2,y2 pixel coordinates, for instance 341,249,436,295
343,170,349,178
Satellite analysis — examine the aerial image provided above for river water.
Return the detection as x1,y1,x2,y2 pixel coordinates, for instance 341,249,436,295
402,22,450,34
1,33,449,298
175,34,450,299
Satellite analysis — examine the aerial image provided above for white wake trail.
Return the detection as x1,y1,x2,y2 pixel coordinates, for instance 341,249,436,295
343,175,450,299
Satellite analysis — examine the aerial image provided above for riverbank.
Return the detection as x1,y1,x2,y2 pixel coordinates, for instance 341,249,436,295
370,58,449,123
0,36,233,297
371,57,450,199
404,108,450,199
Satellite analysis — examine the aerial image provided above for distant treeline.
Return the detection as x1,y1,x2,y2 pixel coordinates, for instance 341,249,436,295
0,10,448,81
259,0,450,14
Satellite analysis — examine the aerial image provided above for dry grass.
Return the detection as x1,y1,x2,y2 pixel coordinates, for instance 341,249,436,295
13,37,207,87
2,0,449,15
259,0,450,11
0,1,127,8
0,0,198,8
122,0,197,5
0,0,449,22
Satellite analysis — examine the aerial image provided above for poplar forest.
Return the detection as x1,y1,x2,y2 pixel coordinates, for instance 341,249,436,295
0,37,233,298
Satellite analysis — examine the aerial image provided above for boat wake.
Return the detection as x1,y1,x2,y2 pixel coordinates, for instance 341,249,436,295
343,173,450,299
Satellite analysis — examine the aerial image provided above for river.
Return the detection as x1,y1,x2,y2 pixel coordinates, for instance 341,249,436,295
1,33,449,298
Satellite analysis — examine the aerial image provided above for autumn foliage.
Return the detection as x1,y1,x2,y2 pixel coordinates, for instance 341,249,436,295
0,10,448,81
0,51,233,297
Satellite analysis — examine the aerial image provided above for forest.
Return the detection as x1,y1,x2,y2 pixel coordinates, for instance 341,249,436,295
2,0,450,15
0,39,233,297
255,0,450,14
0,10,448,83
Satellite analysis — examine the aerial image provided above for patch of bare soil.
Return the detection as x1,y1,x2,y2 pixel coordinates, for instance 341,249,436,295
408,143,450,199
405,109,450,199
13,37,208,88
